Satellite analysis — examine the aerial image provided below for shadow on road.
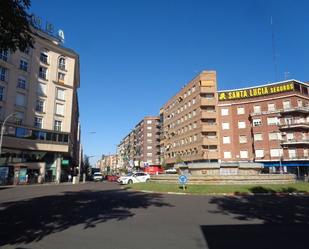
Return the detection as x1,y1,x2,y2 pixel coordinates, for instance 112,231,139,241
201,186,309,249
0,188,172,246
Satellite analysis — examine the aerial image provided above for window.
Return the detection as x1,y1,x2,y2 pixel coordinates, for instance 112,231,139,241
0,50,8,61
239,135,247,144
237,107,245,115
55,103,64,115
193,135,197,141
288,149,296,158
224,151,232,159
58,72,65,82
147,152,153,157
283,100,291,110
267,117,278,125
253,105,261,113
40,52,48,64
222,122,230,130
34,117,43,129
36,99,44,112
54,120,62,131
147,133,152,137
238,121,246,129
15,112,24,125
0,66,7,81
58,57,66,70
270,149,282,157
269,132,282,140
252,118,261,127
17,76,26,89
16,93,25,106
146,120,152,124
297,99,303,107
304,149,308,157
147,139,152,143
39,66,47,80
192,98,196,104
223,136,231,144
255,149,264,158
192,110,196,116
56,88,65,100
254,133,263,141
147,146,152,150
19,59,28,71
147,126,152,130
268,103,276,111
37,83,47,95
0,86,4,101
287,133,294,140
240,150,248,158
221,108,229,116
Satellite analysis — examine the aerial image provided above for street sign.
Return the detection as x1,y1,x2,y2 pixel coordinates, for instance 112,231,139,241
61,160,69,166
178,175,188,185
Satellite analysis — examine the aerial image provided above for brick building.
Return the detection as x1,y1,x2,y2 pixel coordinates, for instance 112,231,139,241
218,79,309,175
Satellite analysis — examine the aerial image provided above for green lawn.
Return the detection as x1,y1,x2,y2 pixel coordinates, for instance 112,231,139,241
126,182,309,194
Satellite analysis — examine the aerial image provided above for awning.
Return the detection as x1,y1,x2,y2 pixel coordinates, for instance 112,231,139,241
263,162,309,167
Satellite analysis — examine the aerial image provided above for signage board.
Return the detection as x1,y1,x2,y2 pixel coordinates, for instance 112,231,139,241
219,82,294,101
61,160,69,166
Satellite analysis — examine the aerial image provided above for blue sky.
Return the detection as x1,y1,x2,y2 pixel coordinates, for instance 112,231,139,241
31,0,309,164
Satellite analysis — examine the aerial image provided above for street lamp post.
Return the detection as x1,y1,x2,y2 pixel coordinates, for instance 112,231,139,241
0,112,17,156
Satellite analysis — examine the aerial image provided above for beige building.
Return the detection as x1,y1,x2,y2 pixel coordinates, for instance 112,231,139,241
97,154,118,173
161,71,219,166
0,28,80,184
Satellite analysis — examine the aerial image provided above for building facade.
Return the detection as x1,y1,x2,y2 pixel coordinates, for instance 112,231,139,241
117,116,161,170
97,154,118,173
0,29,80,184
161,71,219,166
218,79,309,175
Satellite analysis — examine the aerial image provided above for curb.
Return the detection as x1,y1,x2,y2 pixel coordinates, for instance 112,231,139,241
126,188,309,196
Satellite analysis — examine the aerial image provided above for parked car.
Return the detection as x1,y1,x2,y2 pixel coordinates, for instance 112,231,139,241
118,172,150,185
92,172,103,181
106,174,119,182
165,168,177,174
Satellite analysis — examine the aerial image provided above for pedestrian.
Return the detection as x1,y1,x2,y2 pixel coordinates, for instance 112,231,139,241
68,174,72,182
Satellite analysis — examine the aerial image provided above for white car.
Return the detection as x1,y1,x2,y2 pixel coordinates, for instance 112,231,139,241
165,168,177,174
92,172,103,181
118,172,150,185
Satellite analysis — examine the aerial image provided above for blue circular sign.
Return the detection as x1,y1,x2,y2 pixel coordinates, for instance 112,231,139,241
178,175,188,184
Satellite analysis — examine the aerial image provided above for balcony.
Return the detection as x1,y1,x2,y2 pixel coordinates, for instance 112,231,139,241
203,150,219,160
279,121,309,129
281,138,309,145
200,86,216,93
203,137,218,145
201,111,217,119
280,106,309,114
250,110,280,117
202,123,218,132
201,98,216,106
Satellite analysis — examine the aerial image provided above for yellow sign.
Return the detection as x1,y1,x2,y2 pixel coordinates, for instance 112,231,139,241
219,83,294,101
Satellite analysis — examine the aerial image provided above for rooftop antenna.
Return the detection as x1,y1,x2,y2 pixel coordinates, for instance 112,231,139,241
284,71,291,80
271,16,279,81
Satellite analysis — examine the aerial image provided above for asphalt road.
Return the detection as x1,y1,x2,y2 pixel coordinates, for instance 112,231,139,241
0,182,309,249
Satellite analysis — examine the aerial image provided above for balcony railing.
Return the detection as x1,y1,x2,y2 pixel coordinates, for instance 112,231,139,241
279,121,309,129
280,106,309,114
250,106,309,116
281,138,309,145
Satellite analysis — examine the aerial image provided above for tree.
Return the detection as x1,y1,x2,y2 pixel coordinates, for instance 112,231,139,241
0,0,35,52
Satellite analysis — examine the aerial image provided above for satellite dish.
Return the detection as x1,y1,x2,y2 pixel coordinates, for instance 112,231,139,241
58,29,65,43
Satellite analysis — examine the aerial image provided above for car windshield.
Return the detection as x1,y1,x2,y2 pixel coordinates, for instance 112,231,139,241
126,173,133,176
94,173,101,175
